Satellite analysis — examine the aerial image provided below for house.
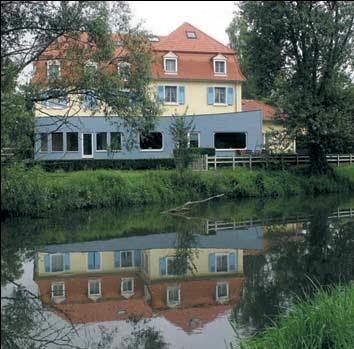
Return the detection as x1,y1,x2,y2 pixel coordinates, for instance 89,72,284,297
242,99,296,153
33,23,263,160
35,227,263,328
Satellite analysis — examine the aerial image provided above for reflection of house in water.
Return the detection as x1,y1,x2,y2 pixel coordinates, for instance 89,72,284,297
35,227,263,331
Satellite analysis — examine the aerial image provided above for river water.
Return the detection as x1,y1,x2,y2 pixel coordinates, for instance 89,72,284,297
2,194,354,348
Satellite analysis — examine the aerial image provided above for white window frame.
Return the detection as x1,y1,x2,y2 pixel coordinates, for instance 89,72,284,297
213,55,227,76
88,279,102,298
47,59,61,79
215,253,229,273
66,132,79,153
139,132,164,152
120,250,134,268
117,62,131,82
49,253,65,273
121,277,134,296
187,132,200,148
216,282,229,301
81,133,94,159
86,251,102,272
167,287,181,307
213,131,248,151
166,256,177,276
95,132,108,152
163,52,178,74
85,60,98,71
186,30,197,39
51,281,65,300
163,85,178,105
142,252,149,274
109,132,123,152
213,86,227,106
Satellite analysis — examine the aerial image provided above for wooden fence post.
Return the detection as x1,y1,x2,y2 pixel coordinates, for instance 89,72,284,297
249,154,252,169
232,154,235,170
350,154,353,165
337,154,340,167
214,155,217,170
205,154,208,171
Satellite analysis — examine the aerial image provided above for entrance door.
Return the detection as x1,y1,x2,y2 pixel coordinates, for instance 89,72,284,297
82,133,93,158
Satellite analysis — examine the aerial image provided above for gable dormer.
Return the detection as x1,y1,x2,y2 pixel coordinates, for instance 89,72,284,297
163,52,178,74
213,54,227,76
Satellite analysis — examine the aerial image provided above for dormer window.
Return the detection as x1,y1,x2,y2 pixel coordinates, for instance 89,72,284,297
163,52,178,74
213,54,227,75
186,31,197,39
47,60,60,79
117,62,131,81
84,60,97,75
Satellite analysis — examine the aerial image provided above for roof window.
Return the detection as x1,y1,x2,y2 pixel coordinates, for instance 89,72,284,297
186,31,197,39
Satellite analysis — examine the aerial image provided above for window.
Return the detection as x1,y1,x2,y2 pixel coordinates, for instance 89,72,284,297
214,132,247,149
186,31,197,39
51,282,65,298
165,59,177,73
88,280,101,297
121,278,134,295
140,132,163,151
188,132,200,148
40,133,48,152
66,132,78,152
142,253,149,274
110,132,122,151
47,60,60,79
216,254,229,272
83,92,98,110
118,62,131,81
85,61,98,75
165,86,177,103
51,254,64,272
96,132,107,151
215,61,226,74
214,87,226,104
52,133,63,152
88,252,100,270
216,282,229,300
167,257,177,276
120,251,133,268
47,96,67,108
148,36,160,42
167,287,180,306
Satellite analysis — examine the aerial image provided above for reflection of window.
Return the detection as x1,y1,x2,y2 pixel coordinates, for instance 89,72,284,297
216,254,228,272
167,257,176,276
140,132,163,150
214,132,246,149
88,280,101,297
66,132,78,152
51,282,65,298
121,251,133,268
110,132,122,151
121,278,134,294
164,86,177,103
52,133,63,152
40,133,48,152
188,132,200,148
214,87,226,104
96,132,107,151
47,60,60,79
216,282,229,300
167,287,180,306
51,254,64,272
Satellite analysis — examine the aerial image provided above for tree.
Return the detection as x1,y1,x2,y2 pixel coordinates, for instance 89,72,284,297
1,1,160,159
228,1,354,173
169,113,195,181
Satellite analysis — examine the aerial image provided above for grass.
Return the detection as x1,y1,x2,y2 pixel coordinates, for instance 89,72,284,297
238,284,354,349
2,165,354,217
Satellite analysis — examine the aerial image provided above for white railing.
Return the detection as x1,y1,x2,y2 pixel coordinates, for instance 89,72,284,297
202,153,354,170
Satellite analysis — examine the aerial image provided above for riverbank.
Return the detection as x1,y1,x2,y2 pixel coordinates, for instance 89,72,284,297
2,165,354,217
239,284,354,349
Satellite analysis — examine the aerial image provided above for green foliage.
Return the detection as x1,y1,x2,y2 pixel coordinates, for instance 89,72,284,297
2,165,353,217
239,285,354,349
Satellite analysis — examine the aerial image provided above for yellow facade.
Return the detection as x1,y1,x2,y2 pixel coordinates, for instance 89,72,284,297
263,120,296,153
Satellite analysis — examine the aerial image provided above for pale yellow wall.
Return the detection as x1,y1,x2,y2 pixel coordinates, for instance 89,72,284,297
263,120,296,153
146,248,243,280
152,80,242,116
35,81,242,118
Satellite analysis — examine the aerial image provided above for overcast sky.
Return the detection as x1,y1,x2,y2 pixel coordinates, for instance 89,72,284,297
128,1,239,45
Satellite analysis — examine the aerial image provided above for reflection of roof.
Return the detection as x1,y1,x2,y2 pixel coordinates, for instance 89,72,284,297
42,227,264,253
160,304,233,334
242,99,282,121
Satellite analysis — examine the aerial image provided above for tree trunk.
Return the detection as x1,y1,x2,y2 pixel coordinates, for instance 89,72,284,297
308,141,330,175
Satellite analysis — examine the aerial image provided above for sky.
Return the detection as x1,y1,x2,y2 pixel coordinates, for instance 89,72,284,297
128,1,239,45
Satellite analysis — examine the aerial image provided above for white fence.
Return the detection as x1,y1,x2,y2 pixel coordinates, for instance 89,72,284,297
202,153,354,170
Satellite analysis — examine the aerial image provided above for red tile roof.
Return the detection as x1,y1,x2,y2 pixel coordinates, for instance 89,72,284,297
242,99,281,120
